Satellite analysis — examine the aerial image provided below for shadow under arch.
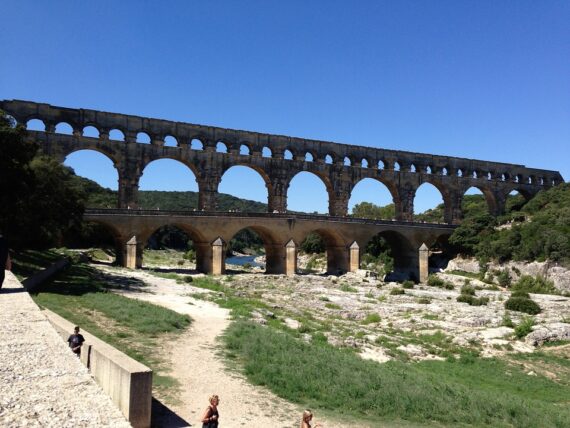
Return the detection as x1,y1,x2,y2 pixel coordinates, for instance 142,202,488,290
139,222,207,272
299,227,348,275
363,230,416,275
286,170,334,214
80,219,127,266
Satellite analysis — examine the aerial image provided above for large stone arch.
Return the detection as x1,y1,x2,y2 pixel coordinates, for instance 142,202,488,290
460,185,499,217
363,229,416,271
220,163,273,199
138,222,208,271
349,177,399,218
299,227,349,274
140,156,200,181
224,224,282,273
286,170,334,214
83,218,130,266
413,179,452,223
62,147,121,170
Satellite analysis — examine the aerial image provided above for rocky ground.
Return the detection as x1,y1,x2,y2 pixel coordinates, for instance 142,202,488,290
213,269,570,363
136,251,570,364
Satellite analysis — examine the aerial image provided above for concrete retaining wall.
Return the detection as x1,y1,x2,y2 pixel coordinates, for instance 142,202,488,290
45,309,152,428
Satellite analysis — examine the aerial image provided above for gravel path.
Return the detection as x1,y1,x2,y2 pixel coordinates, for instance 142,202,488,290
96,266,348,428
0,272,130,428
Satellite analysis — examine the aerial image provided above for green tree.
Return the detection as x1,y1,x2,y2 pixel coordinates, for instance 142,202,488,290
0,112,85,248
301,232,325,254
351,202,395,220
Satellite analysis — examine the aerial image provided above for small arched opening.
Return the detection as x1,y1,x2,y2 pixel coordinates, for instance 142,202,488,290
136,132,151,144
191,139,204,150
26,118,46,132
83,126,100,138
240,144,251,156
164,135,178,147
55,122,74,135
262,147,272,158
216,141,229,153
109,129,125,141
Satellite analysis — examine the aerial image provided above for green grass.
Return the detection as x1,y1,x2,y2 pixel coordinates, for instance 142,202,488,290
31,262,191,395
222,321,570,427
447,270,481,280
339,283,358,292
361,313,381,324
325,302,342,310
148,270,183,281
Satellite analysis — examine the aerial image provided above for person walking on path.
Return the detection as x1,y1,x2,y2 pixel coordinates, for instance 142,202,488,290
67,326,85,357
300,409,322,428
0,234,11,289
201,394,220,427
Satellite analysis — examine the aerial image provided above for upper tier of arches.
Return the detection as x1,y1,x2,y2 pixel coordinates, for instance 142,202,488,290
3,99,560,188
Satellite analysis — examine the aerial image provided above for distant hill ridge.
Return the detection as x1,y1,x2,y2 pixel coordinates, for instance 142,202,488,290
78,176,267,212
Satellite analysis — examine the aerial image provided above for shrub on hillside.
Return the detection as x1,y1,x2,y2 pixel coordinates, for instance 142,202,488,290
460,285,476,296
402,280,415,289
512,275,558,295
505,297,541,315
427,275,444,287
497,269,512,287
457,294,489,306
514,317,535,339
511,290,530,299
390,288,405,295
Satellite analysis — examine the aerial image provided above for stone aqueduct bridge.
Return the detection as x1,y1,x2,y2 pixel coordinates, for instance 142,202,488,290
1,100,564,276
83,209,455,277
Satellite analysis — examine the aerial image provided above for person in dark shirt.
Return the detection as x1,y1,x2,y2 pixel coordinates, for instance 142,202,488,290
67,326,85,356
0,234,11,289
201,394,220,428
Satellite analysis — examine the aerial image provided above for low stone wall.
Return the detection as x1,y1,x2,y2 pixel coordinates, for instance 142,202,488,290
45,309,152,428
22,258,69,291
0,272,131,427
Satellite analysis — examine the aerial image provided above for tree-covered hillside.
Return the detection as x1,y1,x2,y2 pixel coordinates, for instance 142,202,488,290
450,183,570,266
351,185,570,267
77,176,268,212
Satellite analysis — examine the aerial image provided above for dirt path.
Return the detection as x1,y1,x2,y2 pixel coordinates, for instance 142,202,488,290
94,266,345,428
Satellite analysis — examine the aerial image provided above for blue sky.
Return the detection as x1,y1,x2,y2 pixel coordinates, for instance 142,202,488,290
1,1,568,214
